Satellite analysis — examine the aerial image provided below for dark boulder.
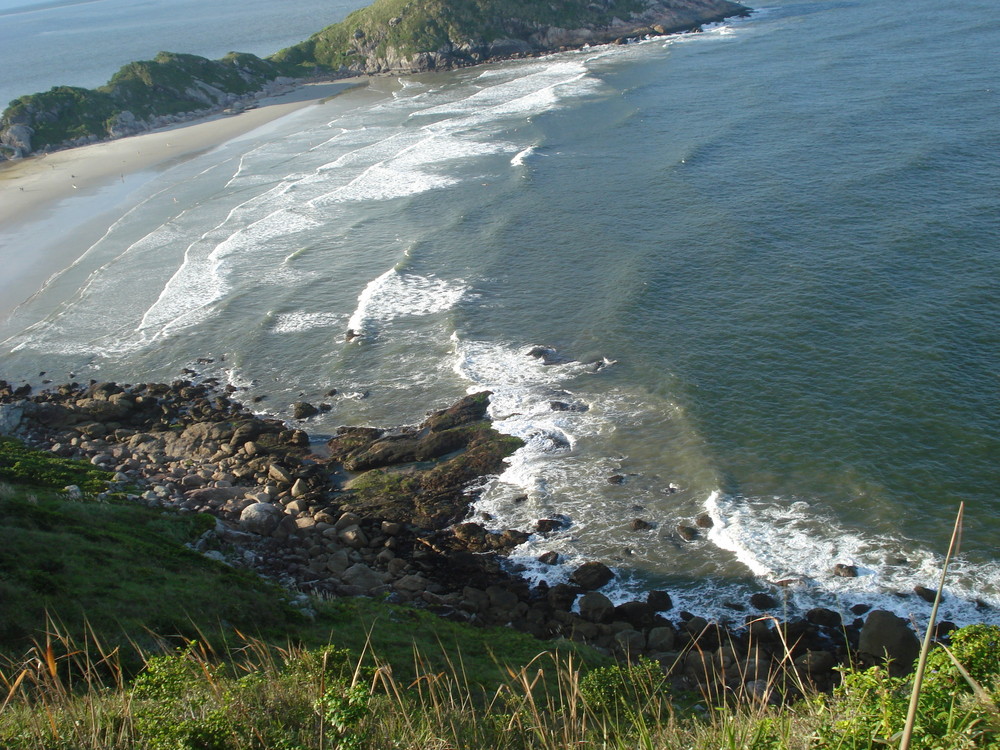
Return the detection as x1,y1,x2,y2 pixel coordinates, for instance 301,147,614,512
547,583,580,611
858,610,919,676
326,426,385,460
750,592,779,610
615,600,655,630
422,391,491,432
833,563,858,578
570,561,614,590
676,525,699,542
795,649,837,680
806,607,842,628
578,591,615,623
694,513,714,528
453,522,488,545
495,529,530,550
535,517,569,534
647,590,673,612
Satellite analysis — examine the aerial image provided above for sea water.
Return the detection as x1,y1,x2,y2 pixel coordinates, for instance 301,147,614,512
1,0,998,627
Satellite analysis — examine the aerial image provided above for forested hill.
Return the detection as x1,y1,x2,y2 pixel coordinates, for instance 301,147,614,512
272,0,749,73
0,0,748,157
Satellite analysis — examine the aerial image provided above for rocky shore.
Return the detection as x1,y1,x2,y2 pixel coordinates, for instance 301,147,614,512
0,373,948,698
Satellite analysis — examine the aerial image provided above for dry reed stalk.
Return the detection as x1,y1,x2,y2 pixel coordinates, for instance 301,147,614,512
899,501,963,750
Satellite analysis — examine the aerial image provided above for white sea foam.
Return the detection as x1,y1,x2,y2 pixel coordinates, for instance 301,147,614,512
346,268,467,340
270,311,345,334
414,60,594,122
309,130,511,205
138,208,320,339
449,337,1000,625
451,337,635,571
511,146,537,166
704,491,1000,626
296,57,612,207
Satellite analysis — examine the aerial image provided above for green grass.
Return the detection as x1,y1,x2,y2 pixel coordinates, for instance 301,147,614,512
0,484,301,657
0,440,600,688
2,622,996,749
0,436,111,492
0,437,998,749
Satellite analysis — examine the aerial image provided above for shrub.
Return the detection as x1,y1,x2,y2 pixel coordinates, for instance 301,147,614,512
579,657,667,719
131,643,234,750
814,624,1000,749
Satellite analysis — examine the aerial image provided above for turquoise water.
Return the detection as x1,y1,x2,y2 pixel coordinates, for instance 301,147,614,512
1,0,997,624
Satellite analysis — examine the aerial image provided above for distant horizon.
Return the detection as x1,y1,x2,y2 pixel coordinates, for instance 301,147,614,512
0,0,104,17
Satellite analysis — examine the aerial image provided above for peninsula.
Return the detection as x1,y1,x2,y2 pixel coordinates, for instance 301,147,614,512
0,0,748,158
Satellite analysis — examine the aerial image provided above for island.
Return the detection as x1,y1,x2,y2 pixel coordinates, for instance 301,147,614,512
0,0,748,158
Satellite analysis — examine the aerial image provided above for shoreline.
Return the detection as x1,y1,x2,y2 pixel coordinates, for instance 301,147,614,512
0,78,366,229
0,78,366,321
0,377,936,686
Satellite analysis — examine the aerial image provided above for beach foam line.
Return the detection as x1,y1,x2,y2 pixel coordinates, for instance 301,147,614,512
346,268,467,341
0,80,366,320
703,490,1000,627
0,80,366,228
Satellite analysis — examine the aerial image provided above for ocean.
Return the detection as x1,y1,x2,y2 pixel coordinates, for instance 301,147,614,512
1,0,998,627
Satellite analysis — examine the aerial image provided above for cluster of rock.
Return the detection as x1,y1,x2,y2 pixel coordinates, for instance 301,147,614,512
0,375,943,698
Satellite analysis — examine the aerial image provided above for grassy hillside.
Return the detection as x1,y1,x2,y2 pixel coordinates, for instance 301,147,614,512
0,431,997,748
0,437,600,682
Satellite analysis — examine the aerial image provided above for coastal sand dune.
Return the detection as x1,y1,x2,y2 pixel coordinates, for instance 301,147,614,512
0,80,364,318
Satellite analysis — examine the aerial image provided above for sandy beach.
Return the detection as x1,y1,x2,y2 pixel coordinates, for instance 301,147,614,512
0,80,364,227
0,79,365,319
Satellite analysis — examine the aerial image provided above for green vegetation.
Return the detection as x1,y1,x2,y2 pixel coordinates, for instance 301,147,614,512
1,0,745,153
0,481,297,656
0,440,592,678
104,52,279,117
0,436,110,492
0,86,116,147
1,50,288,152
811,625,1000,748
1,432,997,749
271,0,649,71
1,622,997,749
